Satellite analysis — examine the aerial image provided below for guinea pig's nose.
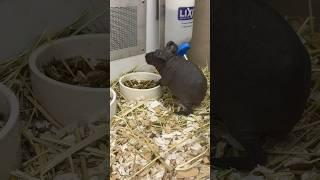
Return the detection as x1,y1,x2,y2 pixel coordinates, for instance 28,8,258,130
145,53,152,63
145,52,152,58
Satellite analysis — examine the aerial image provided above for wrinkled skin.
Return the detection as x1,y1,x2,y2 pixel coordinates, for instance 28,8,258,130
213,0,311,170
145,41,207,115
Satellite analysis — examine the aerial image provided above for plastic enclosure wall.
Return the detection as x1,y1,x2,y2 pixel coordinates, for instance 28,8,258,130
110,0,147,61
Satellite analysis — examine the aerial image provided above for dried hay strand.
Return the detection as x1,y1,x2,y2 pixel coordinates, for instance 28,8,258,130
110,67,210,180
0,12,108,179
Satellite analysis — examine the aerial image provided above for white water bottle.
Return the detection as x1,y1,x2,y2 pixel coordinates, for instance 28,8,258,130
165,0,195,45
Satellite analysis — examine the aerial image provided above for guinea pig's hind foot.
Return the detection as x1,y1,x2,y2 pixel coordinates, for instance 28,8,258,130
176,110,191,116
213,157,258,170
214,139,267,170
175,103,193,115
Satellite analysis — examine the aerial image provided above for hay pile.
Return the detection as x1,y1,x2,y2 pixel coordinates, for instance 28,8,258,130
43,56,108,88
212,17,320,180
0,12,108,180
110,68,210,179
123,80,158,89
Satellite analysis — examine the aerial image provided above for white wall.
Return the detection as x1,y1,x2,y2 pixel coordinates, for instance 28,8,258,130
146,0,159,53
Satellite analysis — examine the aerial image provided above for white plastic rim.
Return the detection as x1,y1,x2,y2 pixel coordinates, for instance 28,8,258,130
110,88,117,119
0,83,21,180
119,72,162,101
0,83,19,139
110,88,116,105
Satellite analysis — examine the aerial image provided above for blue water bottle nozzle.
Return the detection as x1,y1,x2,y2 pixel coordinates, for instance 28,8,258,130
177,42,191,60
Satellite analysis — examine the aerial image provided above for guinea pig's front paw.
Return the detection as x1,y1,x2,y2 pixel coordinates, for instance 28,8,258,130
156,80,161,86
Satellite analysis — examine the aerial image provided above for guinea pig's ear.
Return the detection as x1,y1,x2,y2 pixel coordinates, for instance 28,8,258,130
165,41,178,54
166,41,177,47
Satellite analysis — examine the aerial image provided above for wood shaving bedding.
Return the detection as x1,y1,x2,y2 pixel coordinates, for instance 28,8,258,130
110,67,210,180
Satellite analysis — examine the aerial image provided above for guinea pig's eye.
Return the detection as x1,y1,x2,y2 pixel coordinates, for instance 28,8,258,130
155,50,162,57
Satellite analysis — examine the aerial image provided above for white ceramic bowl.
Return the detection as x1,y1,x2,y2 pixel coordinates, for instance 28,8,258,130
110,88,117,119
0,83,21,179
29,34,108,126
119,72,162,101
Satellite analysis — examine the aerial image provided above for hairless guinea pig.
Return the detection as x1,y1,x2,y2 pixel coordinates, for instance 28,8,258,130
145,41,207,115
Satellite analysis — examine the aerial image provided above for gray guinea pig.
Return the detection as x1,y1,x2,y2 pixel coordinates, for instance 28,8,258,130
145,41,207,115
